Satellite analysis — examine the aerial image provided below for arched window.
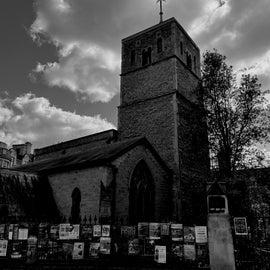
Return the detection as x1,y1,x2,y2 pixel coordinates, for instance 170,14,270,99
71,187,81,223
157,38,163,53
142,47,152,66
129,161,154,224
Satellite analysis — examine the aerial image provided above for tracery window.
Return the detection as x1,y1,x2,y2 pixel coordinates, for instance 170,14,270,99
71,187,81,223
129,161,154,224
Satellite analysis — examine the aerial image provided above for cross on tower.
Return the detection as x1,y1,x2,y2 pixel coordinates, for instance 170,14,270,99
157,0,166,23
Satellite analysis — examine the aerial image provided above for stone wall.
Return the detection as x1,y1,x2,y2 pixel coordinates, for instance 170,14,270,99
177,95,210,224
48,166,113,220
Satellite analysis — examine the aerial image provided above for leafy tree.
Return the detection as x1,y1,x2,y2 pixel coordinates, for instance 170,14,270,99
202,49,270,177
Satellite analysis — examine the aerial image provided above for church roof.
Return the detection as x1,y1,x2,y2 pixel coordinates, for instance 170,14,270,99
13,137,170,174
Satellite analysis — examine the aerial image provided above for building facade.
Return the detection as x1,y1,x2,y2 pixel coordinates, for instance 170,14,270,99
0,18,210,225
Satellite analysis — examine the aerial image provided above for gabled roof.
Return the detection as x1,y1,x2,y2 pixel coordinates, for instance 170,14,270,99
207,181,226,195
13,137,170,174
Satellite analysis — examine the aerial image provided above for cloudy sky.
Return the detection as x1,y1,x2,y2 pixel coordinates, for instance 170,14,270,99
0,0,270,150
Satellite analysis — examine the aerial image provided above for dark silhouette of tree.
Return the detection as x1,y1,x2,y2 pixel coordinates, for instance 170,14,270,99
202,49,270,177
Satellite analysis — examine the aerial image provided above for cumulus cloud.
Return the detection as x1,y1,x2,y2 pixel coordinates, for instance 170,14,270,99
0,93,115,148
192,0,270,90
29,0,270,98
29,0,154,103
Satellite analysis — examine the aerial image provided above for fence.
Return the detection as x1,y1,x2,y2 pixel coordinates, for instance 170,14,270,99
0,216,209,269
232,215,270,270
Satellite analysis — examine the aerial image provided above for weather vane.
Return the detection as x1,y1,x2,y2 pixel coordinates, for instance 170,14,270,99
157,0,166,23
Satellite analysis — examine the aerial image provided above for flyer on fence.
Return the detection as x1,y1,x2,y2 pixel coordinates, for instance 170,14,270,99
154,245,166,263
138,223,149,239
171,224,183,241
100,237,111,255
59,224,79,240
0,240,8,257
0,224,5,239
171,243,184,258
195,226,208,243
184,244,196,260
89,242,100,257
128,238,140,255
26,236,38,263
93,225,102,237
121,226,136,239
160,223,170,236
49,225,59,240
81,224,92,240
184,227,195,243
18,228,29,240
102,225,110,237
234,217,248,235
72,242,84,259
149,223,161,239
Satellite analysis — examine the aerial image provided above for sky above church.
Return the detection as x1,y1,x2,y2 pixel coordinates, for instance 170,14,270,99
0,0,270,150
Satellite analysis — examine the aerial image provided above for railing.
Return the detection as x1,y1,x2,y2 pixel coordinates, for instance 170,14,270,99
0,216,209,269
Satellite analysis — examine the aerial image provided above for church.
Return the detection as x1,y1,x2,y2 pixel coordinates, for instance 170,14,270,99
0,17,210,225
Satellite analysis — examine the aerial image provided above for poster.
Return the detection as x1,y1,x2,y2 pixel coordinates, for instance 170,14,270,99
59,224,80,240
0,240,8,257
13,224,19,240
93,225,102,237
128,239,140,255
234,217,248,235
160,223,170,236
195,226,208,243
171,243,184,258
8,224,14,240
72,242,84,259
38,223,50,239
121,226,136,239
26,236,38,263
184,227,195,243
102,225,110,237
62,242,73,260
184,244,196,260
100,237,111,255
171,224,183,241
154,245,166,263
11,241,23,259
197,244,209,268
89,242,100,257
0,224,5,239
81,224,92,240
138,223,149,239
18,228,29,240
149,223,161,239
144,239,155,255
49,225,59,240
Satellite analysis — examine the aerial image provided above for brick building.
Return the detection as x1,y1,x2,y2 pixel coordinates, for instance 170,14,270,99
0,18,210,224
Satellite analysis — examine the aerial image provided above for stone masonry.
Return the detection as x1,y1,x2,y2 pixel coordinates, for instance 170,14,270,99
118,17,210,223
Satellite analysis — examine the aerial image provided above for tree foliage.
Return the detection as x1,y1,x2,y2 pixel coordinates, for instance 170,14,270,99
202,49,270,176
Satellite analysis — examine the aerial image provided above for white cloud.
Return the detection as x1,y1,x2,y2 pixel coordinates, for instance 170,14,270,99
29,0,270,100
0,93,115,148
33,43,120,102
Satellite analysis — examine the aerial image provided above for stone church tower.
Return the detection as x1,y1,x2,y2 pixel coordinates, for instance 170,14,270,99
118,18,210,223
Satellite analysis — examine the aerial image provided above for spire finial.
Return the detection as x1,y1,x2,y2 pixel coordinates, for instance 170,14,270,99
157,0,166,23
